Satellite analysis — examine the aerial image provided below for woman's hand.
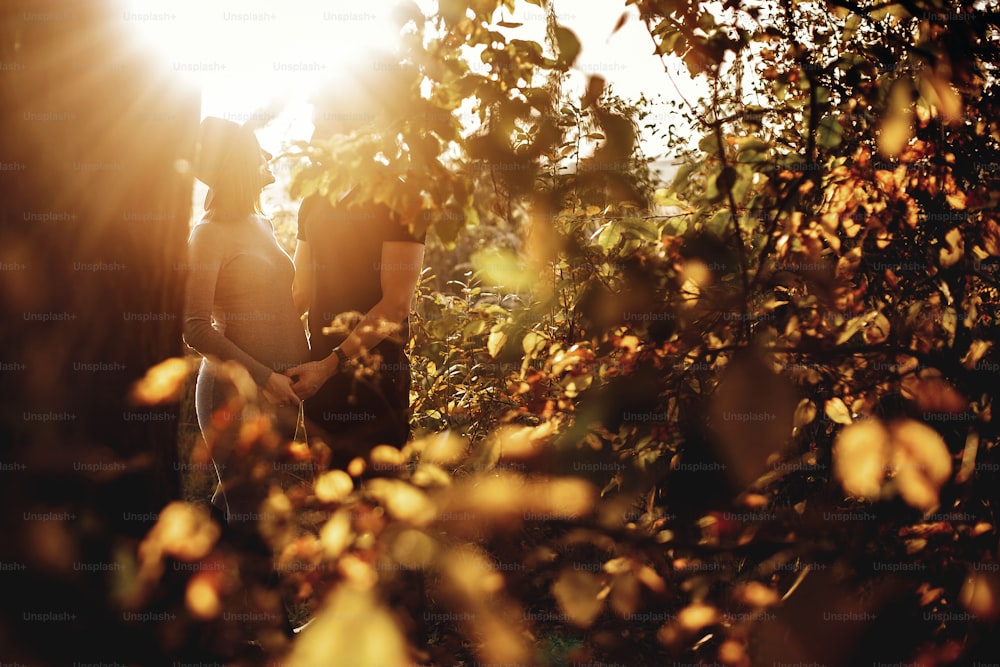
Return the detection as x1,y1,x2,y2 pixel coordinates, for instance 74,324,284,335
262,372,301,406
286,359,336,400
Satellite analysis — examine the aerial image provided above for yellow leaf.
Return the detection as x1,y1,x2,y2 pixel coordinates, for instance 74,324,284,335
288,585,409,667
946,190,967,210
410,462,453,487
527,477,597,519
494,422,553,460
338,552,377,589
962,340,992,370
315,470,354,503
878,115,913,158
365,478,437,526
415,430,468,465
939,227,964,268
603,557,632,575
185,572,221,620
635,563,667,593
864,312,891,344
609,572,641,618
140,502,220,563
920,69,963,125
129,357,190,405
439,474,596,530
389,529,437,569
719,640,749,666
319,509,353,558
793,398,817,432
877,80,914,158
824,397,853,425
521,330,547,356
889,419,953,512
833,419,891,500
442,545,505,598
552,568,604,627
677,602,719,632
487,328,508,358
370,444,406,470
734,581,780,607
960,572,1000,622
472,248,531,290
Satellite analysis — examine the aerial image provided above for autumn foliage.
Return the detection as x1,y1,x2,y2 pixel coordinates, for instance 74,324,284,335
10,0,1000,665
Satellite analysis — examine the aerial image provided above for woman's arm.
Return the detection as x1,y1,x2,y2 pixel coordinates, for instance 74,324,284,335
183,223,299,403
287,240,425,399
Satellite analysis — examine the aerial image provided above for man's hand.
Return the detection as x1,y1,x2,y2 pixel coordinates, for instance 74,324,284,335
286,359,336,400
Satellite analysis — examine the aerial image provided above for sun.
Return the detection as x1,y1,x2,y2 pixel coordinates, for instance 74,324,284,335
113,0,421,222
115,0,407,138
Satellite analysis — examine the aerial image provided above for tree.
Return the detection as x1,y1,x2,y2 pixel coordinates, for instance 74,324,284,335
8,0,1000,664
283,0,1000,663
0,1,197,663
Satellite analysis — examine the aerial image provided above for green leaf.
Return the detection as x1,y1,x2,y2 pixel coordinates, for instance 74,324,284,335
289,587,409,667
487,326,508,358
817,114,843,149
707,209,731,236
705,169,721,202
671,162,698,189
522,331,547,357
699,133,722,154
730,165,752,204
654,189,688,209
623,217,660,241
472,248,531,290
596,222,622,250
463,320,487,338
656,30,684,55
737,137,769,154
662,217,688,236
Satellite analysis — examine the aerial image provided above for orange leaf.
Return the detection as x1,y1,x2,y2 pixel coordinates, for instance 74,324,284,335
315,470,354,503
960,572,1000,621
833,420,891,500
129,357,190,405
186,572,222,620
889,419,953,512
877,80,914,158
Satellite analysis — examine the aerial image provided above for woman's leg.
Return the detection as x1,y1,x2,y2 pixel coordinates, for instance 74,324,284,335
194,360,230,517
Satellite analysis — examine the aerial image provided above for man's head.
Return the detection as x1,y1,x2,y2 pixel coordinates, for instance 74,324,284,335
310,50,414,140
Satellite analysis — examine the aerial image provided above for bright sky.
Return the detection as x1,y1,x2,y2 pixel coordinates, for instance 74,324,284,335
118,0,704,187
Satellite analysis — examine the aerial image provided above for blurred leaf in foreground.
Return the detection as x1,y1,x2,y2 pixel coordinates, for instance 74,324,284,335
129,357,190,404
289,584,409,667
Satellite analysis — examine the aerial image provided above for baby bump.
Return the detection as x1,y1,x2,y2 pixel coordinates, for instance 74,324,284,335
224,319,310,371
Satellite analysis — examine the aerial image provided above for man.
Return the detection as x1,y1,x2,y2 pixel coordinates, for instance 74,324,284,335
286,53,425,465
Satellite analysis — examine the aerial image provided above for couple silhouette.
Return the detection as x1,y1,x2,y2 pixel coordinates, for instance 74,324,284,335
182,52,425,526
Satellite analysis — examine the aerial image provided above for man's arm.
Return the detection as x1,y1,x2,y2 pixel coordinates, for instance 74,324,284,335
287,240,425,399
292,240,313,317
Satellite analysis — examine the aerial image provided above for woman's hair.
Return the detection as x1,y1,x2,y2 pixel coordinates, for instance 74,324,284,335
205,128,265,220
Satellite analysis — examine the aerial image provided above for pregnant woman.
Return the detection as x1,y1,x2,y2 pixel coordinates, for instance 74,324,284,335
183,116,308,527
